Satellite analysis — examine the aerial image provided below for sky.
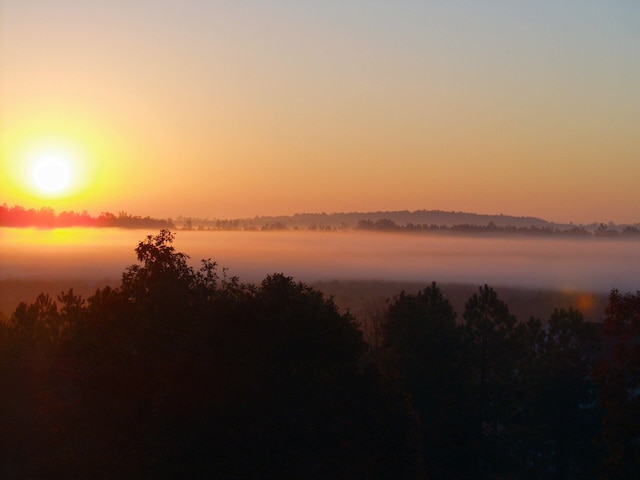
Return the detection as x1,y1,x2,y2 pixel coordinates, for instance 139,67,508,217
1,0,639,224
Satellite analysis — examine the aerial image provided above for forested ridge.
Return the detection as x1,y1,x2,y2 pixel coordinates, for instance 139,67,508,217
1,230,639,478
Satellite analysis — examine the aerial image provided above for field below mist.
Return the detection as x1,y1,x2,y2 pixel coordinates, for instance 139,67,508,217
0,276,609,342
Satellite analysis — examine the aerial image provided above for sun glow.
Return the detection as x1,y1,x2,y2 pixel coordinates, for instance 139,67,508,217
4,132,96,208
1,116,141,220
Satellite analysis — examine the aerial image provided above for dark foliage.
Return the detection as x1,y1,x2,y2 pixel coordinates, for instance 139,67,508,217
593,289,640,478
382,285,608,480
2,230,639,479
382,283,470,478
514,309,602,479
0,230,422,479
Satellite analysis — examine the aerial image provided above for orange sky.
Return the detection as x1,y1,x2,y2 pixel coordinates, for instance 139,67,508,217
1,1,639,224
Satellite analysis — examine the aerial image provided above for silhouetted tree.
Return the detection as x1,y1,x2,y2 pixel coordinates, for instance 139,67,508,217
515,309,602,479
594,289,640,479
462,285,521,478
382,283,470,479
1,230,424,478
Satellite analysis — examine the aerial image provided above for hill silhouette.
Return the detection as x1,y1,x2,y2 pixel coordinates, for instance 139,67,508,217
178,209,640,237
179,209,552,230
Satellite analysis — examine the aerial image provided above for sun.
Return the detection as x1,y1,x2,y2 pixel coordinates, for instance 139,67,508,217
32,155,73,194
20,143,86,200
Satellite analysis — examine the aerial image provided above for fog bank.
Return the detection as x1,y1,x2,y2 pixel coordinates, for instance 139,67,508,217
1,228,639,293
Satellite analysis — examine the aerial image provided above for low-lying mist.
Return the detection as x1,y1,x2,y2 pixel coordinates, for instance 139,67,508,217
2,228,638,294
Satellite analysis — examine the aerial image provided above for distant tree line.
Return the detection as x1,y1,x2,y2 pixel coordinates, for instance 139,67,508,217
182,217,640,238
5,204,637,237
356,218,640,237
176,213,640,237
1,230,638,478
0,204,174,229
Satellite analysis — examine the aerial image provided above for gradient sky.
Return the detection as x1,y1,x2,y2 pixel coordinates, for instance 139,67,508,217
1,1,639,224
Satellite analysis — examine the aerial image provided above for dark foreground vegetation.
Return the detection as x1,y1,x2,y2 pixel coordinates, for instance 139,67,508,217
1,230,639,478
